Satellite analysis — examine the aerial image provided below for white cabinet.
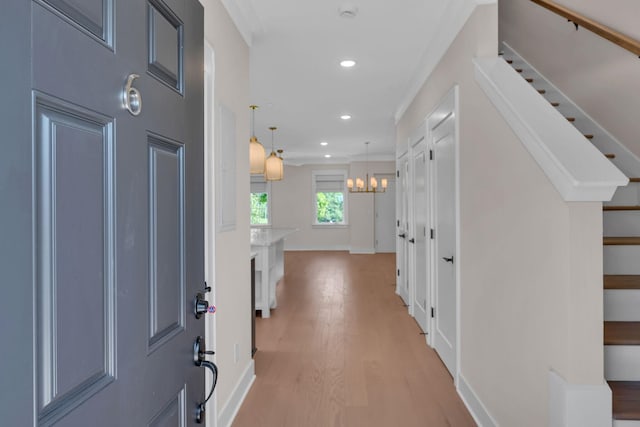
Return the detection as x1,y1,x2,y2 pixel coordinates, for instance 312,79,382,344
250,228,296,318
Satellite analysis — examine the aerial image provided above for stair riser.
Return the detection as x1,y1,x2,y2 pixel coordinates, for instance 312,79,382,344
614,420,640,427
605,247,640,275
605,290,640,321
605,212,640,237
605,346,640,381
609,185,640,206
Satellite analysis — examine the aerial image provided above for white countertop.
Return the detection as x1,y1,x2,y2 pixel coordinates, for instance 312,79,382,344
250,227,297,246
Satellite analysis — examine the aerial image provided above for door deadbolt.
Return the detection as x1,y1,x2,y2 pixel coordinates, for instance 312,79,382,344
194,282,212,319
194,293,209,319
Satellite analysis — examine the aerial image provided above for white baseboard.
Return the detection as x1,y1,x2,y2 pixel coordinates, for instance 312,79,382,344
349,247,376,254
283,244,350,251
457,373,498,427
217,360,255,427
549,370,612,427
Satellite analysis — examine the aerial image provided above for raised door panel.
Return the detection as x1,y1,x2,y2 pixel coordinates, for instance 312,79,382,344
38,0,113,45
148,135,185,352
147,0,183,92
34,94,115,426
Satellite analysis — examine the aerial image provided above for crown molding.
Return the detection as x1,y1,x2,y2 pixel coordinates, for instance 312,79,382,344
394,0,492,124
219,0,263,47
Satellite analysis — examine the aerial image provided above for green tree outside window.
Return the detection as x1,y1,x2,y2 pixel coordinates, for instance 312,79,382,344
316,192,344,223
251,192,269,224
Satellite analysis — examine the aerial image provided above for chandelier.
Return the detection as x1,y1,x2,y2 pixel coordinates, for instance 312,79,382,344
347,141,387,193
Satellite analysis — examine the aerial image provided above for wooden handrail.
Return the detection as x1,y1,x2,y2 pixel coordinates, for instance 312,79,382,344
530,0,640,57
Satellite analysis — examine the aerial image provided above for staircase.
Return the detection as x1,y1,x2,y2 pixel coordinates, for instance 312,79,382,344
502,43,640,426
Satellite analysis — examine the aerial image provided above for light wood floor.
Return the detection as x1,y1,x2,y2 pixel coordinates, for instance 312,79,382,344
233,251,476,427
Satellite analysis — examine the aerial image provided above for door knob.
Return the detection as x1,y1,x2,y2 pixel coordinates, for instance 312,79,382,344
409,238,415,244
398,233,406,239
442,256,454,263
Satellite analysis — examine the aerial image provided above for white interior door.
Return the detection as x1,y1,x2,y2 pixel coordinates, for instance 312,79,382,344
375,175,396,253
412,139,429,334
432,106,457,377
397,156,410,306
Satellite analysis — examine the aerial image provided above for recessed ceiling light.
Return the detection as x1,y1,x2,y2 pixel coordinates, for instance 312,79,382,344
320,141,328,146
340,59,356,68
340,115,351,120
325,154,332,158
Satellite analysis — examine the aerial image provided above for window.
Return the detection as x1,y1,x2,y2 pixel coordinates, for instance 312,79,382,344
312,170,348,225
250,176,270,226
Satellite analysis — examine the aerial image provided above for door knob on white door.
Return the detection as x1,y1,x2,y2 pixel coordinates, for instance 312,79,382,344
442,256,454,263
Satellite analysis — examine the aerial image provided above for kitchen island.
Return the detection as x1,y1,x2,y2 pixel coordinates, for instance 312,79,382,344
250,227,297,318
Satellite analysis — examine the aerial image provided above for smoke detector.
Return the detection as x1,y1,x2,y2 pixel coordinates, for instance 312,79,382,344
339,3,359,18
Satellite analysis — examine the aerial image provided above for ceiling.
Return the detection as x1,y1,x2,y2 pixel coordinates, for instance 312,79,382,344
223,0,461,165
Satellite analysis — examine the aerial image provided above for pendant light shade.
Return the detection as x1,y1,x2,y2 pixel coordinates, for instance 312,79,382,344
277,149,285,180
249,105,266,174
265,126,283,181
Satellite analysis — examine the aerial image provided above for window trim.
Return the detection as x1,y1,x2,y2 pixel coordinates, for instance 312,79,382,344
250,177,272,227
311,169,349,226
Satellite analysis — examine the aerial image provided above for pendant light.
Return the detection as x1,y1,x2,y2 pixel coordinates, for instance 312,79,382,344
277,149,285,180
347,141,387,193
249,105,266,174
265,126,283,181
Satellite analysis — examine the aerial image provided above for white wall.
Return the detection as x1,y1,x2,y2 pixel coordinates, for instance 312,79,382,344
271,164,351,250
397,4,605,426
270,161,395,252
201,0,252,418
500,0,640,158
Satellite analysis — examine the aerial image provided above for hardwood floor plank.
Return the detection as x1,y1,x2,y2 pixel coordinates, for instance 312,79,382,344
232,251,476,427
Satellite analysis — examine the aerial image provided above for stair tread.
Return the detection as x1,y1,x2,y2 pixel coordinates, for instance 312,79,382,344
605,275,640,290
609,381,640,420
604,206,640,211
604,237,640,245
605,322,640,345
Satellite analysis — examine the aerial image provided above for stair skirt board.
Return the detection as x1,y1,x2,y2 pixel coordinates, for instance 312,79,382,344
605,346,640,381
604,213,640,238
605,290,640,321
615,420,640,427
502,42,640,180
605,247,640,275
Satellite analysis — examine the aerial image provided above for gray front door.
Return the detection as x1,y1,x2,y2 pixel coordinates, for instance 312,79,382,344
0,1,205,425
